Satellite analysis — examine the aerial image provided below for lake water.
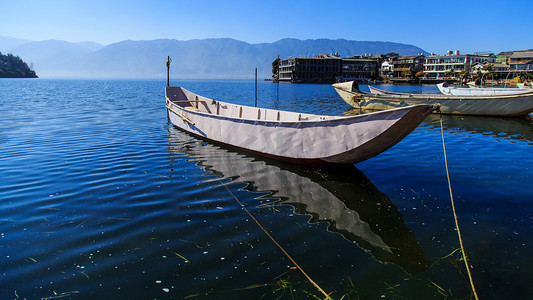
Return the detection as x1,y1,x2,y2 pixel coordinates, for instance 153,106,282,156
0,79,531,299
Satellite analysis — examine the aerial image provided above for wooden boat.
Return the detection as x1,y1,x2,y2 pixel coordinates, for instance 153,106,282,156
334,81,533,117
165,86,435,166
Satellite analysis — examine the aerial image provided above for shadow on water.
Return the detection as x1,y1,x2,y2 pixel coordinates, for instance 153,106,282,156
425,114,533,144
343,107,533,145
166,126,429,275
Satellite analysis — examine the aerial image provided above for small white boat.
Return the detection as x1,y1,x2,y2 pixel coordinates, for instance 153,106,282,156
370,83,529,96
166,86,435,166
517,82,533,89
334,81,533,117
437,82,530,96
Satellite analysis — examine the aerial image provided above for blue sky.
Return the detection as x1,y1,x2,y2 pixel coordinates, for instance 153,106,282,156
1,0,532,55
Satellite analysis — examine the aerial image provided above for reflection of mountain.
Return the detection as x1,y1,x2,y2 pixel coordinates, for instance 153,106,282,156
426,114,533,144
167,127,429,275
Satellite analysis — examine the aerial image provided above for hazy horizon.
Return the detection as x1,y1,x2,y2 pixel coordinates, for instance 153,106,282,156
1,0,532,56
1,38,430,79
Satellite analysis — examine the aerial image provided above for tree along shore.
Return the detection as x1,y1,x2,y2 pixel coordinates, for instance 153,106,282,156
0,52,38,78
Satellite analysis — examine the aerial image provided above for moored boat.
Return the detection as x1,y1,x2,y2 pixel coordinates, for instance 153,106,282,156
165,86,435,166
437,82,530,96
334,81,533,117
517,82,533,89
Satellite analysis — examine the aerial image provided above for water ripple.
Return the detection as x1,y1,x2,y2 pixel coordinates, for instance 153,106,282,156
0,79,531,299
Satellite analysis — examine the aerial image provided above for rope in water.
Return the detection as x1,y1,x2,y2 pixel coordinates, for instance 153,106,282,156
439,114,479,300
220,181,332,300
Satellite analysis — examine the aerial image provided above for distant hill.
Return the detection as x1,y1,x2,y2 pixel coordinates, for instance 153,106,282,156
0,36,32,51
8,39,105,74
0,52,38,78
1,36,428,79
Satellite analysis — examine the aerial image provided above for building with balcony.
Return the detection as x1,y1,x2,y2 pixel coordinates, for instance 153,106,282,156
423,51,495,79
380,60,394,78
509,51,533,73
392,55,425,78
278,58,296,81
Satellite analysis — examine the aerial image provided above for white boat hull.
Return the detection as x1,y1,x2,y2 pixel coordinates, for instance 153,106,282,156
334,81,533,117
437,82,530,96
166,86,434,166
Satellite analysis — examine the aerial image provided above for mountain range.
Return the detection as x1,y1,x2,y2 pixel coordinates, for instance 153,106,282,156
0,36,428,79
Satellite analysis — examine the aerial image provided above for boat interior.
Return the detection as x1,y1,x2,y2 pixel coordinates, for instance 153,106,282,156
165,86,337,122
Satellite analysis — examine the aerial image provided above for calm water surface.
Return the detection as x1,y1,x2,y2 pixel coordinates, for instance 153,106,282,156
0,79,532,299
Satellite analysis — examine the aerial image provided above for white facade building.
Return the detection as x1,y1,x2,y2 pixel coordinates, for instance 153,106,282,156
423,51,495,78
380,60,394,77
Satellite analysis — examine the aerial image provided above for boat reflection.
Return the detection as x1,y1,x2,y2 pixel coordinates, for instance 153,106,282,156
345,108,533,144
425,114,533,144
167,127,429,275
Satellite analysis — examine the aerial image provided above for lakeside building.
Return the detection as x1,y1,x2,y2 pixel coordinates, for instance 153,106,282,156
509,50,533,73
493,63,512,74
338,58,379,82
380,60,394,78
278,54,379,83
496,51,513,65
473,62,515,79
277,49,531,84
278,55,341,83
492,50,533,78
423,51,496,79
378,54,426,82
391,55,425,78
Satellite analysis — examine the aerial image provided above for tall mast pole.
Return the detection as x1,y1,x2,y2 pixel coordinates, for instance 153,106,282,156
166,56,171,87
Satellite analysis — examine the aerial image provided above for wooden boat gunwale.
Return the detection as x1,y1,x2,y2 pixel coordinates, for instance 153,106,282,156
165,86,424,126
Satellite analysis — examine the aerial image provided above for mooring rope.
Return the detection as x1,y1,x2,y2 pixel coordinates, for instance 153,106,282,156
220,181,332,300
439,115,479,300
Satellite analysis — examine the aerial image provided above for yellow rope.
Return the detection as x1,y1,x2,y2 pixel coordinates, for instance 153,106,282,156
220,181,332,300
440,115,479,300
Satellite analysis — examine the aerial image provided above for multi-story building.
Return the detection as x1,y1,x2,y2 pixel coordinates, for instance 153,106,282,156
338,58,378,82
491,50,533,79
496,51,513,65
391,55,425,78
278,58,296,81
380,60,394,78
278,55,341,83
509,50,533,73
423,51,495,78
278,55,378,83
